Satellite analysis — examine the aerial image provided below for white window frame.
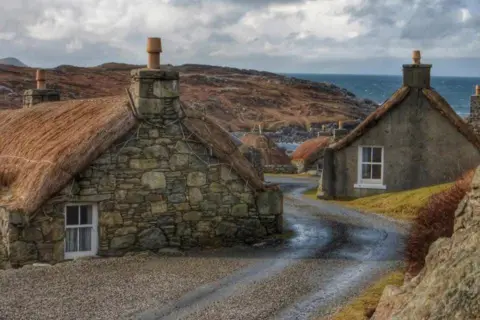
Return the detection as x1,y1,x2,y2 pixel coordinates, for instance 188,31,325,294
64,203,99,259
354,145,386,190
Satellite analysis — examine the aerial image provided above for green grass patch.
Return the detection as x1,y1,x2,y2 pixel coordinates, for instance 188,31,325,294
303,183,453,221
331,270,404,320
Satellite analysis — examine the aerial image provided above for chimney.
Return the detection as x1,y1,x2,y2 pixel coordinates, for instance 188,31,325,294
333,121,348,141
470,85,480,125
23,69,60,108
130,37,182,131
402,50,432,89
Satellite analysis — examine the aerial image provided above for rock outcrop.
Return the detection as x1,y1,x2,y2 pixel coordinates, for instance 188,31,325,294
372,166,480,320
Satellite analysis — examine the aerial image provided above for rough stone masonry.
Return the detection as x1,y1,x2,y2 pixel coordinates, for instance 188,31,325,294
0,39,283,268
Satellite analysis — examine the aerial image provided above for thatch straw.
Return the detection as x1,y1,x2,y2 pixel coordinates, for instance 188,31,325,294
291,136,331,164
0,96,136,213
0,94,272,214
181,105,267,191
240,133,291,165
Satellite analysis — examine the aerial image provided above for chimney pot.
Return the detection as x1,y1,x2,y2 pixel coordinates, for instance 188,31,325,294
36,69,46,89
147,37,162,69
338,121,343,129
476,85,480,96
412,50,421,64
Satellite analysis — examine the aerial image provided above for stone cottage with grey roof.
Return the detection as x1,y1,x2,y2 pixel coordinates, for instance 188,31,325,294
0,38,283,268
319,51,480,199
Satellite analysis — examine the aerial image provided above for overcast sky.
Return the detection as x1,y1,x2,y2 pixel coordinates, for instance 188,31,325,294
1,0,480,76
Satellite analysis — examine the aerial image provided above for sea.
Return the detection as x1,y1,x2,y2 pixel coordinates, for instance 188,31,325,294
286,73,480,117
277,73,480,151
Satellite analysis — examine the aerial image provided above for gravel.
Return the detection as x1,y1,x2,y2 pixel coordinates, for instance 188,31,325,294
0,253,254,320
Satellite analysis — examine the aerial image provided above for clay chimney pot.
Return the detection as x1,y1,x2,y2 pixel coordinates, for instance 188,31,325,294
36,69,46,89
338,120,343,129
146,37,162,69
476,85,480,96
412,50,421,64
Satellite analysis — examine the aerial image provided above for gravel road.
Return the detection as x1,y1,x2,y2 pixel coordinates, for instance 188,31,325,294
0,176,406,320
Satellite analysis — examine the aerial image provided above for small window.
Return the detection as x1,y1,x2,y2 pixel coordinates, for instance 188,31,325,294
355,146,386,189
64,204,98,259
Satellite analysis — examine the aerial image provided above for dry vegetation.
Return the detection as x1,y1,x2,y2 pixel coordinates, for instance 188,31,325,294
0,63,377,131
405,170,474,276
330,271,404,320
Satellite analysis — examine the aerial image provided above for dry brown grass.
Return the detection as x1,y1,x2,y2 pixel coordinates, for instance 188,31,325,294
405,170,474,276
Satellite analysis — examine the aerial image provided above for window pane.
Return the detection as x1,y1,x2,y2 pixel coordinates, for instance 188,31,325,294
372,164,382,179
65,228,78,252
80,206,92,225
372,148,382,163
362,147,371,162
362,164,371,179
79,227,92,251
66,206,79,225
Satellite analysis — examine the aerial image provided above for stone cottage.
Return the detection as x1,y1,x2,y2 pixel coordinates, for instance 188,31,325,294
319,51,480,199
291,122,348,174
0,38,283,268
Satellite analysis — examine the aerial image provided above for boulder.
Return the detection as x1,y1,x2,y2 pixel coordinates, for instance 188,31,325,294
138,228,167,250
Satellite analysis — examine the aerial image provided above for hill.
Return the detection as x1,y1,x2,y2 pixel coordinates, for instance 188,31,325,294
0,63,378,131
0,57,28,67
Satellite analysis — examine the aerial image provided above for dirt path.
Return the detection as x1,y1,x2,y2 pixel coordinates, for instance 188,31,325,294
130,176,406,320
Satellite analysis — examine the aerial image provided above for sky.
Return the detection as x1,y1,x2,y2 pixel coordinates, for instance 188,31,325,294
1,0,480,76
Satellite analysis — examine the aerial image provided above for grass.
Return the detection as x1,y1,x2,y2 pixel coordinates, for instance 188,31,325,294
331,270,405,320
322,183,453,221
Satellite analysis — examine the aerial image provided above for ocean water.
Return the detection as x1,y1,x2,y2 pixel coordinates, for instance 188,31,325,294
286,73,480,117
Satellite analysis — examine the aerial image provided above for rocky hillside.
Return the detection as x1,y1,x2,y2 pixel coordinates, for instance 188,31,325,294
0,63,377,131
372,166,480,319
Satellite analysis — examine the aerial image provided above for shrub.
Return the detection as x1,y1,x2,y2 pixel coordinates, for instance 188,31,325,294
405,170,474,276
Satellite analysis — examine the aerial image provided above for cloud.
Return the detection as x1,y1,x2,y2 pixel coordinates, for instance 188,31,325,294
0,0,478,75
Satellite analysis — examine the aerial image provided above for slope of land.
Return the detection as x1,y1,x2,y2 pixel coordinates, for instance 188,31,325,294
0,63,377,131
0,57,28,67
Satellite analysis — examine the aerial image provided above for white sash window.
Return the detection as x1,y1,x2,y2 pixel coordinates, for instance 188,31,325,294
64,204,98,259
354,146,386,189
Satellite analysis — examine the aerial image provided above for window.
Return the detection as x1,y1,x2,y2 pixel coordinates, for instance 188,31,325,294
64,204,98,259
354,146,386,189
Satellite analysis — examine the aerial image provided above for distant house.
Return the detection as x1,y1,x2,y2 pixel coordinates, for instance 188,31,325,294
319,51,480,199
240,133,295,173
0,38,283,268
291,124,348,174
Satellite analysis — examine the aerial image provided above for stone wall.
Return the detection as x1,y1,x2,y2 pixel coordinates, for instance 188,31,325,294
468,95,480,136
2,68,283,267
23,89,60,108
241,146,264,180
263,164,296,174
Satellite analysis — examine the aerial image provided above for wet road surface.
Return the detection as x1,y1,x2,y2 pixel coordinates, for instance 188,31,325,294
129,176,407,320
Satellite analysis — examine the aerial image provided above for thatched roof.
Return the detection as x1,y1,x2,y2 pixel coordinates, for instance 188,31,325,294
291,136,331,164
0,96,268,214
240,133,291,165
331,87,480,151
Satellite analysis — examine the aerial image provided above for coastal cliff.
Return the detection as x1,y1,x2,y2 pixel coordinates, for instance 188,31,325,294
372,166,480,320
0,63,377,131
